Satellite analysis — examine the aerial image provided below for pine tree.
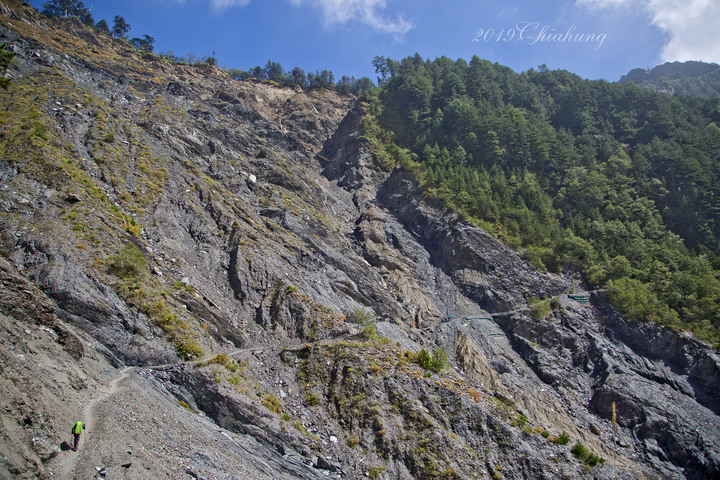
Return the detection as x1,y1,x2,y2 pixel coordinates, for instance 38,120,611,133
42,0,94,25
95,19,110,35
111,15,130,38
0,43,16,89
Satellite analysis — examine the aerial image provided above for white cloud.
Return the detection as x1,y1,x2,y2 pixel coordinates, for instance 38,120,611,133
577,0,720,63
200,0,412,36
210,0,251,13
288,0,413,36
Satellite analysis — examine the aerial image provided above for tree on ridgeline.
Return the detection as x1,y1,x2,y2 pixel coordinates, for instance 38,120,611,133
309,69,334,90
130,35,155,53
289,67,308,89
95,19,110,35
202,51,218,66
42,0,94,25
224,60,373,95
372,55,397,85
264,61,285,83
111,15,130,38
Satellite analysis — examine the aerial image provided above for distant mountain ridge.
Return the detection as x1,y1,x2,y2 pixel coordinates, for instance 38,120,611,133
619,60,720,98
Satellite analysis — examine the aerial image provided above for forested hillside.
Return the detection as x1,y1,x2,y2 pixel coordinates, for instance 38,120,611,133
366,55,720,346
620,61,720,98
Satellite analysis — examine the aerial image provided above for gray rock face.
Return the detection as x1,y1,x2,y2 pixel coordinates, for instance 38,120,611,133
0,6,718,480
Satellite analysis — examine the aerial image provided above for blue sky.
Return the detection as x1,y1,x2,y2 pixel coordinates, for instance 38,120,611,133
30,0,720,82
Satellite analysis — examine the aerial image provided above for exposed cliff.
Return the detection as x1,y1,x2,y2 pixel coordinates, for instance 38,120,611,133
0,3,719,479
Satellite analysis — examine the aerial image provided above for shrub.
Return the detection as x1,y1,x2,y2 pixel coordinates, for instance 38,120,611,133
175,336,204,360
262,394,283,414
571,441,589,460
209,353,239,372
415,348,432,369
228,372,243,386
414,347,448,372
346,435,361,448
529,298,551,319
306,393,321,406
102,133,115,143
511,414,528,428
368,465,386,479
430,347,448,372
421,347,447,372
346,306,375,326
360,325,379,340
550,297,562,310
570,442,604,467
123,216,142,236
554,432,570,445
107,242,146,278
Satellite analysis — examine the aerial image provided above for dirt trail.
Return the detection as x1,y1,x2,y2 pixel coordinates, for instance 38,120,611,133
48,346,262,479
51,366,134,479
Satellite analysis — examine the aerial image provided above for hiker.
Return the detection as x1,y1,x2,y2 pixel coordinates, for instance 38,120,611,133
72,420,85,451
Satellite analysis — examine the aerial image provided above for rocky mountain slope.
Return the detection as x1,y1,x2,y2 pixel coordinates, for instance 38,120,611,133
0,2,719,479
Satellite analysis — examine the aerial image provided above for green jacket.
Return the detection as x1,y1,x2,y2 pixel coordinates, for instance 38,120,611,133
72,421,84,435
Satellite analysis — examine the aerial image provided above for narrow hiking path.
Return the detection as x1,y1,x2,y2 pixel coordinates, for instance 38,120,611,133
49,345,267,478
51,366,134,479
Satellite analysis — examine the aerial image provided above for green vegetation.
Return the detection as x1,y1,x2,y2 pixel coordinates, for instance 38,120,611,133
345,434,361,448
492,464,503,480
346,306,375,325
208,353,240,372
620,61,720,99
261,394,283,414
553,432,571,445
414,347,448,373
226,60,374,95
367,465,387,479
510,413,528,428
106,242,204,360
366,54,720,346
41,0,94,25
107,242,146,278
176,399,194,411
571,441,605,467
550,296,562,310
111,15,131,38
0,43,16,90
175,336,204,361
529,298,552,319
360,325,379,341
